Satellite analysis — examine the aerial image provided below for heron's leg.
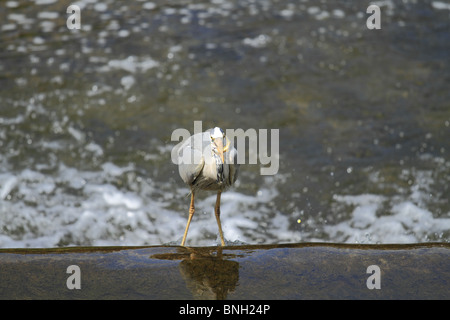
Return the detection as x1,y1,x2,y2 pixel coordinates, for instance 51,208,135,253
181,191,195,246
215,191,226,246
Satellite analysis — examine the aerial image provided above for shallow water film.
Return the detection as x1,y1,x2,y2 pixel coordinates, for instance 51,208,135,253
0,0,449,248
1,243,449,299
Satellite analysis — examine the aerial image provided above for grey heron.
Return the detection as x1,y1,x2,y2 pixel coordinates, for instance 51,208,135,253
176,127,239,246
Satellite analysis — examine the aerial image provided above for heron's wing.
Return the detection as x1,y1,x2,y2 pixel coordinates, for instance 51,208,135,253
226,147,239,185
178,144,205,186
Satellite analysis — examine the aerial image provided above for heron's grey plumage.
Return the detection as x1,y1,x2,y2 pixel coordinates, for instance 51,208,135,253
177,128,239,192
175,127,239,246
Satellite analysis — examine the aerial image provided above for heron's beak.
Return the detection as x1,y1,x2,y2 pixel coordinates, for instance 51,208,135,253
215,138,225,163
214,137,230,164
223,136,230,152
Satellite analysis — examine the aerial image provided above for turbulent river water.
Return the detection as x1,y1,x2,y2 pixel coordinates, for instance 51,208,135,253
0,0,449,247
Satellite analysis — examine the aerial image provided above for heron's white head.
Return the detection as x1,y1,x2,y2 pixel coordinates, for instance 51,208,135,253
210,127,224,139
210,127,230,163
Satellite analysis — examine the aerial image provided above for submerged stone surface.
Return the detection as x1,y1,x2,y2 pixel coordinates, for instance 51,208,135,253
1,243,448,299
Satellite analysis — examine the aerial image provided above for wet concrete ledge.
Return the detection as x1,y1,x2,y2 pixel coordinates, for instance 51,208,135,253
0,243,448,299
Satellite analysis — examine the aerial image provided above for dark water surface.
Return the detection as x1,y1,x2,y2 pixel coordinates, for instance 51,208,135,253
0,0,449,247
1,243,449,299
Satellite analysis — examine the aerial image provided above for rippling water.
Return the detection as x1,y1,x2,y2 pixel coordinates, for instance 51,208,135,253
0,0,449,247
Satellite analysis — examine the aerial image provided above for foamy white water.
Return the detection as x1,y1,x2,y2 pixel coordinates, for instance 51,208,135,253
0,153,448,248
328,194,450,244
0,150,298,247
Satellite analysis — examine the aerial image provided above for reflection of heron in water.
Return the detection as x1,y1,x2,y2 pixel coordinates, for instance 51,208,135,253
152,247,239,300
175,127,239,246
